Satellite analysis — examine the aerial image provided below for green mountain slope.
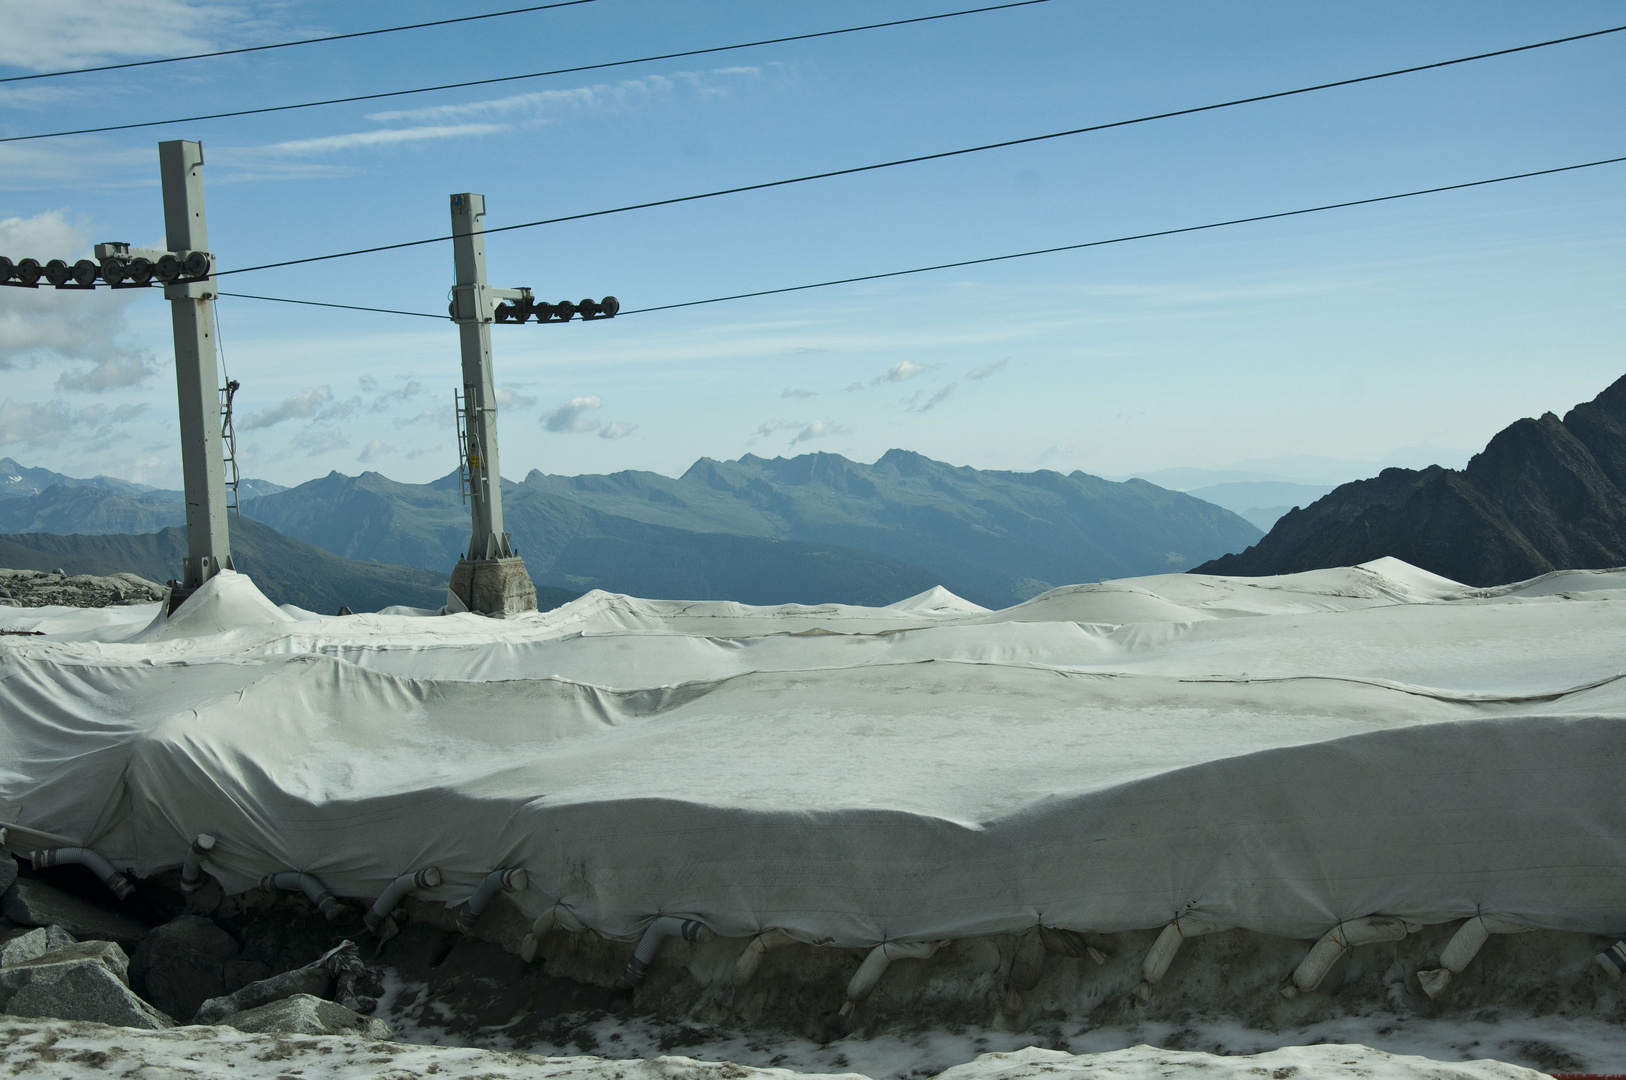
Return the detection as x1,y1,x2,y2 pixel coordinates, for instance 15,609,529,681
0,517,473,613
0,484,187,535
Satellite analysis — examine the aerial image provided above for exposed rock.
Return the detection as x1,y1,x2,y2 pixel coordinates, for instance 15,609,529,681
220,992,392,1039
0,879,149,945
0,567,164,608
0,940,171,1029
1196,373,1626,585
0,925,76,966
223,956,271,989
130,914,240,1022
193,939,364,1024
5,939,130,982
0,852,16,894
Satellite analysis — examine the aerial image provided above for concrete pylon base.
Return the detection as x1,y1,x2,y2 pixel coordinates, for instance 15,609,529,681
450,556,538,616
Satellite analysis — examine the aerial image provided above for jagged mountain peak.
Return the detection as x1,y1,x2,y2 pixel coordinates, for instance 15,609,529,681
1195,372,1626,586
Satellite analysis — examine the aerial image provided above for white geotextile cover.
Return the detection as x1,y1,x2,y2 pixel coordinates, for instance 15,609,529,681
2,557,1624,946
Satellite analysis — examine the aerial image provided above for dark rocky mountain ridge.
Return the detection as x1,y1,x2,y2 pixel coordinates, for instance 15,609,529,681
1196,374,1626,586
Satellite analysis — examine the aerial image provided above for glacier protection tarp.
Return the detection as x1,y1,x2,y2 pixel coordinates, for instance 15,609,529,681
2,558,1624,945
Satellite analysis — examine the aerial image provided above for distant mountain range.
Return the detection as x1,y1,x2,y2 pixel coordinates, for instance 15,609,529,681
1196,374,1626,586
1,450,1261,609
1181,481,1334,532
0,458,285,504
239,449,1262,608
0,517,477,614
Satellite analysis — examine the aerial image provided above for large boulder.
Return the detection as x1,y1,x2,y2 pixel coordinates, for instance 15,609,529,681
192,941,346,1024
130,914,239,1022
0,852,16,895
1,879,148,946
0,925,76,966
219,993,392,1039
5,939,130,982
0,940,172,1029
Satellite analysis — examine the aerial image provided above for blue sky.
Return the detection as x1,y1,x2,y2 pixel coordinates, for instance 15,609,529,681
1,0,1623,488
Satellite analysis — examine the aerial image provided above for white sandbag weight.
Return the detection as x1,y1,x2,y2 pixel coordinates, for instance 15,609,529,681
364,866,442,933
1416,914,1532,999
1594,939,1626,980
1134,915,1230,1002
1003,929,1047,1016
839,940,945,1022
178,833,216,893
1282,916,1418,998
1038,926,1107,966
521,902,590,963
260,871,344,919
618,916,714,987
732,928,797,987
456,867,528,932
33,847,136,901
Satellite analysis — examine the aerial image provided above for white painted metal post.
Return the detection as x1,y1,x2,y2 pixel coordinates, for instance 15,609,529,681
449,192,512,562
159,140,233,595
447,192,537,615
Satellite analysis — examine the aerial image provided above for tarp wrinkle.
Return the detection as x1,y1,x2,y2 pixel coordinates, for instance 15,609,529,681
2,562,1624,944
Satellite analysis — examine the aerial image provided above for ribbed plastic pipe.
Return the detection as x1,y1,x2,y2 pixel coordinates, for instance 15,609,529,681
456,867,527,933
33,847,135,901
179,834,216,893
260,870,344,920
364,867,441,932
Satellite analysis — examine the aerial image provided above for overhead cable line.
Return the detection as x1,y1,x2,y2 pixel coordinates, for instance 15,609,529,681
1,0,1054,143
215,154,1626,320
216,292,446,319
617,155,1626,313
0,0,602,84
206,21,1626,280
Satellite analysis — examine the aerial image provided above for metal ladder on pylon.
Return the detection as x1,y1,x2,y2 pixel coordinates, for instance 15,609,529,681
219,378,241,514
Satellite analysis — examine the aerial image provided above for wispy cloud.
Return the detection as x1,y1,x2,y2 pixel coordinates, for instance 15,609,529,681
241,386,332,430
0,399,79,448
57,352,157,392
302,426,349,457
873,359,930,385
0,0,236,72
907,383,957,413
792,419,850,444
393,407,446,429
495,385,537,409
0,397,145,449
967,357,1009,380
357,439,394,464
599,420,637,440
367,68,762,126
370,380,423,412
756,418,851,445
0,212,151,366
257,124,506,156
782,388,815,399
540,395,602,433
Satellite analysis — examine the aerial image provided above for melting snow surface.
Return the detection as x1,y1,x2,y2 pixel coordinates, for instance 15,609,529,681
0,1018,1555,1080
